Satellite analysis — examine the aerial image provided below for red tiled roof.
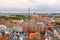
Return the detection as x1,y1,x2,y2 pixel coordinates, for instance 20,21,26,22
56,18,60,22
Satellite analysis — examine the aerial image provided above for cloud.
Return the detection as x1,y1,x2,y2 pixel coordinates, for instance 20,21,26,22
0,0,36,8
0,0,60,8
0,0,60,13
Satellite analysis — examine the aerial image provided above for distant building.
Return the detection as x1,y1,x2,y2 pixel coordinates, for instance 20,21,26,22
50,13,60,16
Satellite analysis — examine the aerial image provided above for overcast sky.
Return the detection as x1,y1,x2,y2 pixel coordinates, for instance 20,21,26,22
0,0,60,13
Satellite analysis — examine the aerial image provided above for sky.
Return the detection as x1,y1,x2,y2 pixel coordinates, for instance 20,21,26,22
0,0,60,13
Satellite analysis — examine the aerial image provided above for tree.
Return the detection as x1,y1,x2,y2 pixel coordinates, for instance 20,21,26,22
1,30,5,36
